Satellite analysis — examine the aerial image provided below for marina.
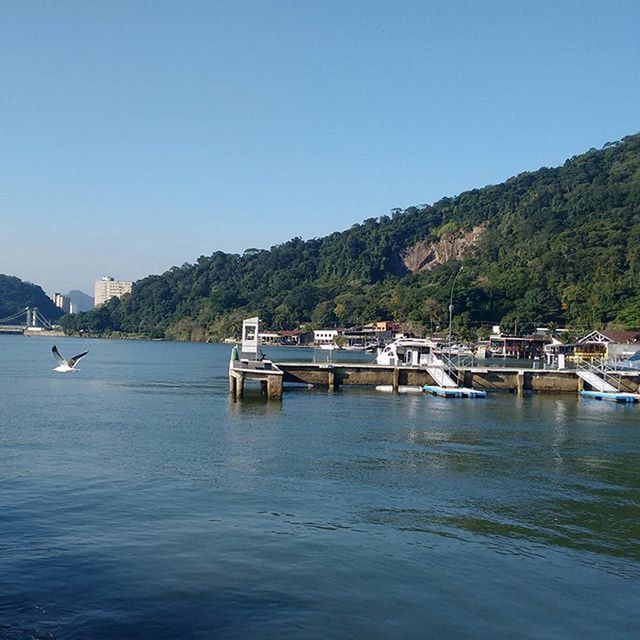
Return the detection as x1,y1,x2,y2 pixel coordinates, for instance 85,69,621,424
274,360,640,398
230,319,640,402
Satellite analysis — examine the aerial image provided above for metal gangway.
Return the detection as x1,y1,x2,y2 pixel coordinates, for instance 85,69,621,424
422,352,486,398
575,358,622,393
424,352,472,388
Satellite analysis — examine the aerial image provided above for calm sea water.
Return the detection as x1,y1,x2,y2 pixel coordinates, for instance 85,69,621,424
1,336,639,639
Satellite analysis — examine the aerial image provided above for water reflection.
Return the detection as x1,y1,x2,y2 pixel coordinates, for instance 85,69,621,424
227,393,283,418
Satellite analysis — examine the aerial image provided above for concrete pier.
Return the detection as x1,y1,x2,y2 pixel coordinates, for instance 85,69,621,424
229,316,285,401
227,317,640,402
229,360,284,401
517,371,525,397
273,362,640,396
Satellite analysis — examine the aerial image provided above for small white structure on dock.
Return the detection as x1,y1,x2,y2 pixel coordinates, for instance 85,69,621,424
229,317,283,400
241,316,263,360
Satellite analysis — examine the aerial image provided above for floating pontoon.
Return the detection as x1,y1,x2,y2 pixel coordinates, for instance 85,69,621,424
579,390,639,403
423,385,487,398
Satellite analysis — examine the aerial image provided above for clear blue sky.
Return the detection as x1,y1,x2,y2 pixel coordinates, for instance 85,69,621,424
1,0,638,296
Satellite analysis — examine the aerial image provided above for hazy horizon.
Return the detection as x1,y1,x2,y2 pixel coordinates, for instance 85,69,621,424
2,1,639,296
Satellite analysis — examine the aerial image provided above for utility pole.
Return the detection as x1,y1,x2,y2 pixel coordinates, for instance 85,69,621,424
448,266,464,356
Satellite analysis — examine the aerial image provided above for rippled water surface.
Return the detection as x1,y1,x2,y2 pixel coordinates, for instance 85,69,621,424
1,336,639,639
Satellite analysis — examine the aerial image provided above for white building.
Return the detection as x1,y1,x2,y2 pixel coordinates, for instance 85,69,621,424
94,276,133,307
52,293,71,313
258,331,281,345
313,329,339,346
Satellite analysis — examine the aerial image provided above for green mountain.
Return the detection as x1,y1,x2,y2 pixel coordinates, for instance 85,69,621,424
0,275,62,324
66,290,94,313
61,133,640,340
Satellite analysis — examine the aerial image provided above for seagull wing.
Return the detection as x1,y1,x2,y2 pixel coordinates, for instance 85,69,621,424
68,351,89,368
51,345,66,365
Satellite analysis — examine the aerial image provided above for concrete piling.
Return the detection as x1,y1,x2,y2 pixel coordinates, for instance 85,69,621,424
267,374,283,400
392,367,400,392
517,371,525,397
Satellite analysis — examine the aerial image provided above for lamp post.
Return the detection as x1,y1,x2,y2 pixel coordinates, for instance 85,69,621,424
448,266,464,356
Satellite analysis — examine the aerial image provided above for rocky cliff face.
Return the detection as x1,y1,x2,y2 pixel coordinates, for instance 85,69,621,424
402,224,486,272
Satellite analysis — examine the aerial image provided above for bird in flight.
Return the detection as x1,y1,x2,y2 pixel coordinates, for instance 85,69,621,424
51,345,89,372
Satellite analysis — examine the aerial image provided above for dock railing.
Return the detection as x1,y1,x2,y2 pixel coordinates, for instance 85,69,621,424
576,357,624,392
439,352,474,371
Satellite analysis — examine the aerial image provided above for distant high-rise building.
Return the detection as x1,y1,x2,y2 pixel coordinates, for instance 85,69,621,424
52,292,71,313
94,276,133,307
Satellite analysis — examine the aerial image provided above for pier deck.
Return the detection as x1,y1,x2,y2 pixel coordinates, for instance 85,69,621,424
229,359,284,400
273,361,640,396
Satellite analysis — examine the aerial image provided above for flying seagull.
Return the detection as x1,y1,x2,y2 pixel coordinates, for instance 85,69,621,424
51,345,89,372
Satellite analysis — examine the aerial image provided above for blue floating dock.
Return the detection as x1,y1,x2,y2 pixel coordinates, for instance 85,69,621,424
580,390,639,403
423,385,487,399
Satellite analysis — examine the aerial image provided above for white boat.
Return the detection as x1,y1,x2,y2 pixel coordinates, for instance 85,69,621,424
437,344,474,357
318,343,341,351
376,338,439,366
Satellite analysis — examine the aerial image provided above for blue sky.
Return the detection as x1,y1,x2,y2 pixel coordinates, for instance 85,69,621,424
1,0,639,296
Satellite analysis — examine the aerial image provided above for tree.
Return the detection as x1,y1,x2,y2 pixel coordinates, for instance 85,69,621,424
421,297,446,332
312,301,337,328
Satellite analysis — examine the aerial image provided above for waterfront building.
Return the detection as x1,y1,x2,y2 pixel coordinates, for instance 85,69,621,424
94,277,133,307
258,331,281,345
313,329,340,346
362,320,401,333
342,326,393,349
278,330,313,346
256,330,313,346
489,333,551,359
575,330,640,361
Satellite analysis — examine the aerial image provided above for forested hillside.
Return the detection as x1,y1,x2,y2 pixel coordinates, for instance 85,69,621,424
61,133,640,340
0,275,62,323
67,290,94,313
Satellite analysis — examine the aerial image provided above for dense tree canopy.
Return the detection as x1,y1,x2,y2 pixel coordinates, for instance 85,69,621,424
60,133,640,340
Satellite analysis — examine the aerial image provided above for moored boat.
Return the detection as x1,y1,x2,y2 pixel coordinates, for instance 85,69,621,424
376,338,439,366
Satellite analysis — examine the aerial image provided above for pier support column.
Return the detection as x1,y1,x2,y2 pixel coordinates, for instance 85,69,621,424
267,375,283,400
517,371,525,397
229,371,245,400
260,380,268,395
464,370,473,388
237,374,245,399
328,369,336,392
392,368,400,392
577,376,584,392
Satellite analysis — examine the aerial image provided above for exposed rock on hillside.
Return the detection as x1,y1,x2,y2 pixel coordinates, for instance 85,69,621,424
402,224,486,272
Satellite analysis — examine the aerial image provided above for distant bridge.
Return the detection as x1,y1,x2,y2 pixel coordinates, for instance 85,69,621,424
0,325,25,334
0,307,54,333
